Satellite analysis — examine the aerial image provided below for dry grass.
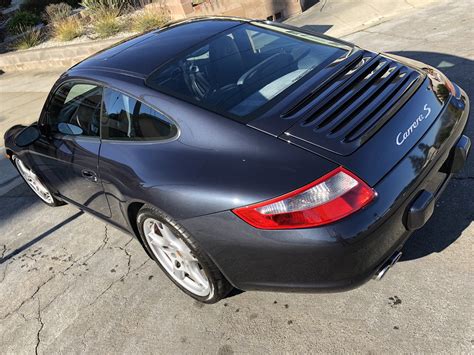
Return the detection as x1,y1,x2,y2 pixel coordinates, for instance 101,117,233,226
53,17,84,41
80,0,126,13
93,9,122,38
131,4,169,33
43,3,73,23
13,27,43,49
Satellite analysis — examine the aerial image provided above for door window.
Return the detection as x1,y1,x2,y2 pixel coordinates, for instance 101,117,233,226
101,88,178,141
44,82,102,137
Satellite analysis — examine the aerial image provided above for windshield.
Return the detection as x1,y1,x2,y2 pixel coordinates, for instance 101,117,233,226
146,22,349,122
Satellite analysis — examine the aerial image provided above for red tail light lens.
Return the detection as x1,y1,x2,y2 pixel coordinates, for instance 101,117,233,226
232,167,375,230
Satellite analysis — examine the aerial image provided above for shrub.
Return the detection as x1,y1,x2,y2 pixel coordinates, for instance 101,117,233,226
131,4,169,33
94,10,122,38
7,11,40,34
43,3,73,24
81,0,128,14
21,0,80,16
13,27,43,50
0,0,12,9
53,17,83,41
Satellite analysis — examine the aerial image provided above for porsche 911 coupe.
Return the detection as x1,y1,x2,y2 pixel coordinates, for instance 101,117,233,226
4,17,470,303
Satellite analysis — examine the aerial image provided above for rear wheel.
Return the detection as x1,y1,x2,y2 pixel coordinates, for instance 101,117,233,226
137,205,232,303
13,156,64,207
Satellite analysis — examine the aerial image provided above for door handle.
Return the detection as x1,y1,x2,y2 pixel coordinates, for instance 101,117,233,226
81,169,98,183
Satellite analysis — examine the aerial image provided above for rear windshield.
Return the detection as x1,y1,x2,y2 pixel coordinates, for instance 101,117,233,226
146,22,349,122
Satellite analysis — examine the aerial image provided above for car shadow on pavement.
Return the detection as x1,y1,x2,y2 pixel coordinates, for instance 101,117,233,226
0,183,84,264
391,51,474,261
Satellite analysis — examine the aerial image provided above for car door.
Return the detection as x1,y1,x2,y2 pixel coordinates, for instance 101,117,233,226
29,80,111,217
96,88,179,226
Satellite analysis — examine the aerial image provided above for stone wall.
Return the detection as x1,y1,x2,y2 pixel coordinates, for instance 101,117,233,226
164,0,303,21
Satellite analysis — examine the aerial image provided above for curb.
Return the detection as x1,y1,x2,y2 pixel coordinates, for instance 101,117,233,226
0,37,123,72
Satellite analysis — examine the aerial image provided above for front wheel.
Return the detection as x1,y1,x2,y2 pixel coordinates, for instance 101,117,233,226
137,205,232,303
13,156,64,207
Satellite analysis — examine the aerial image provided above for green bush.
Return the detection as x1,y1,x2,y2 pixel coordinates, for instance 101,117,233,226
13,27,43,49
0,0,12,9
7,11,41,34
20,0,80,16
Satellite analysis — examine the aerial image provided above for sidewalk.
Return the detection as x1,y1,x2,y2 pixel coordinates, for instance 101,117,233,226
286,0,441,37
0,68,64,139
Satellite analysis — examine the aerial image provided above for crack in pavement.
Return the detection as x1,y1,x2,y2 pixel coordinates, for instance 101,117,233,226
35,299,44,355
0,224,112,321
0,260,9,283
0,275,54,321
57,224,111,278
0,223,140,353
81,325,93,352
87,245,133,307
0,244,7,283
85,225,148,307
41,285,71,313
123,236,134,248
55,258,150,344
87,257,149,307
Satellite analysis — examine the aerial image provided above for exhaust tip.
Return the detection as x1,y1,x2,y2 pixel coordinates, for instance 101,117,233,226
374,251,402,281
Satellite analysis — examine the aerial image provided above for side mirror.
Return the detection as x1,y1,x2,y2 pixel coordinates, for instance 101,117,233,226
57,123,83,136
15,125,41,147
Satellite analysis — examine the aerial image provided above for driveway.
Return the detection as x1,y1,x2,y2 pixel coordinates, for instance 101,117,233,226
0,1,473,353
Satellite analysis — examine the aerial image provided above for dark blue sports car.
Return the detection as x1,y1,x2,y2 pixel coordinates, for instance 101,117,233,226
4,17,470,303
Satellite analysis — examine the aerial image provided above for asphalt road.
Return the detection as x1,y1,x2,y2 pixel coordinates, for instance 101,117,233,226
0,1,473,353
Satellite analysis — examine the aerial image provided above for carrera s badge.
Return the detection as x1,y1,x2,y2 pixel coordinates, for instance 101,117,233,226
396,104,432,146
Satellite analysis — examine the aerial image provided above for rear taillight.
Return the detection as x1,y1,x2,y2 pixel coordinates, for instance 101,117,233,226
232,167,375,230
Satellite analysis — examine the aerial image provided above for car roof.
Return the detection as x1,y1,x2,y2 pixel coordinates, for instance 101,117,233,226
71,17,249,77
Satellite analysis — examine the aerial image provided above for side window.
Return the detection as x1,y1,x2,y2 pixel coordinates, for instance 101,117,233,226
101,88,178,141
45,82,102,137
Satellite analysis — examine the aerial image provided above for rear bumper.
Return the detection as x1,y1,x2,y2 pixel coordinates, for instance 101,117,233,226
180,89,470,292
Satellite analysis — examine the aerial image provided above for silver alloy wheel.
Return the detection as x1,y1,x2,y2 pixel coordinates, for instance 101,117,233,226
14,157,54,204
143,217,211,297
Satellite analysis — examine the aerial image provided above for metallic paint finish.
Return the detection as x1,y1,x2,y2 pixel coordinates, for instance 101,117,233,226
179,94,469,290
28,135,111,217
3,18,471,293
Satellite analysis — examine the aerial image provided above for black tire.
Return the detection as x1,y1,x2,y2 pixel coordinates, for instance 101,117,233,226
12,155,65,207
137,204,233,303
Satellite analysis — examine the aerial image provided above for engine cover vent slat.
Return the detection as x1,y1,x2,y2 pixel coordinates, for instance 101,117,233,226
284,54,424,156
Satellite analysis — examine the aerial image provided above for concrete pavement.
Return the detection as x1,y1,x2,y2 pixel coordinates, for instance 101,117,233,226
287,0,440,37
0,0,473,353
0,69,64,139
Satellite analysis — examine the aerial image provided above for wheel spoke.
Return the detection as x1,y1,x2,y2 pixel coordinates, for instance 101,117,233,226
185,261,209,287
15,158,54,204
172,267,186,280
143,217,211,297
158,223,180,244
147,230,168,248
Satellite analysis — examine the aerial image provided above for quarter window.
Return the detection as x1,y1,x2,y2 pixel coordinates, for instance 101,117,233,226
101,88,178,141
45,82,102,137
